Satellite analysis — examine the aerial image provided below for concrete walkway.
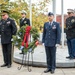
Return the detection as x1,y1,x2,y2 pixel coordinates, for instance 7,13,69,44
0,45,75,75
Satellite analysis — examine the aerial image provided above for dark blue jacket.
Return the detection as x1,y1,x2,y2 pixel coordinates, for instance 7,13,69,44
42,21,61,46
0,18,17,44
20,18,30,28
65,16,75,39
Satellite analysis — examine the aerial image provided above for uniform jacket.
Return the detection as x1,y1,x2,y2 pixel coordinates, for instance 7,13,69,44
0,18,17,44
42,21,61,46
20,18,30,27
65,16,75,39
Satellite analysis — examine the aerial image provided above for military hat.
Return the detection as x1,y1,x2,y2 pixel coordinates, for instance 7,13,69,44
21,10,27,14
48,12,54,16
67,9,74,13
1,10,9,16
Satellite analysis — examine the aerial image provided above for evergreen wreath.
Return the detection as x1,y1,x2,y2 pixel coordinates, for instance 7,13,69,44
13,25,39,53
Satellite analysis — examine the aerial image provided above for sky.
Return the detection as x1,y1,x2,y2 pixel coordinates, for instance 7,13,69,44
48,0,75,14
10,0,75,14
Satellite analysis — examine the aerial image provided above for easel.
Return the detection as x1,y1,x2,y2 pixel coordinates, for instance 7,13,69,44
17,49,33,72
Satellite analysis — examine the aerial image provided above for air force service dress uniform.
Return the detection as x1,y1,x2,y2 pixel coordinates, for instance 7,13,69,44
42,12,61,72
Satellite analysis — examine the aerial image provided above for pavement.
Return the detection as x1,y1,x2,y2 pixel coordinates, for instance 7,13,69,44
0,45,75,75
14,45,75,67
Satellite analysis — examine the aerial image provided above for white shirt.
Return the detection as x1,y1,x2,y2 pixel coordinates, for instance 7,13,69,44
49,21,53,26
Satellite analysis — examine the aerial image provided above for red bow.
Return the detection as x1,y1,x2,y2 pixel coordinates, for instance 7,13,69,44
22,26,31,48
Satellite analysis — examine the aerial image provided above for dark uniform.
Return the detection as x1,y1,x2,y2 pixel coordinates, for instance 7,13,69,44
20,10,30,27
19,10,30,54
20,18,30,27
0,11,17,67
42,12,61,73
65,15,75,59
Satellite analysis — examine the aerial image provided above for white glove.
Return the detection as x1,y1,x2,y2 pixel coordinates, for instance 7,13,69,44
55,44,60,47
11,38,13,41
42,43,44,46
20,46,24,50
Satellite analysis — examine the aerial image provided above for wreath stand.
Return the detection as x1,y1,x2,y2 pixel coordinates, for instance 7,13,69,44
17,49,34,72
12,26,39,72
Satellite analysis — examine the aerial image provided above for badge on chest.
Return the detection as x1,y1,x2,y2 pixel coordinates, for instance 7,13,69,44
71,19,75,23
24,21,27,24
7,21,10,24
52,25,56,29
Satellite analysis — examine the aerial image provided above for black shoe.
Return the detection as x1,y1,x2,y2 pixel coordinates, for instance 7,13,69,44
19,52,23,54
69,57,75,60
44,69,51,73
66,56,70,59
1,64,7,67
51,69,55,74
7,64,11,68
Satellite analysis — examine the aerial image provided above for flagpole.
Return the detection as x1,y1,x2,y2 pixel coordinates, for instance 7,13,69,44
29,0,33,42
52,0,56,21
30,0,32,26
61,0,64,48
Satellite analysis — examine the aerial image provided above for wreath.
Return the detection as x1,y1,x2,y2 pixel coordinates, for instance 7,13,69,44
13,25,39,53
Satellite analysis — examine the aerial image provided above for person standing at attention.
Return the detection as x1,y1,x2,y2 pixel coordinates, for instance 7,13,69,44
0,10,17,68
42,12,61,74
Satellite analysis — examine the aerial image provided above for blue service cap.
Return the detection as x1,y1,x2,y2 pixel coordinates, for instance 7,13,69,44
48,12,54,16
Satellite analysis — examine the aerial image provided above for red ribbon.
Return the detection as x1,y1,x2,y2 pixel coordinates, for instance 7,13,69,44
22,26,31,48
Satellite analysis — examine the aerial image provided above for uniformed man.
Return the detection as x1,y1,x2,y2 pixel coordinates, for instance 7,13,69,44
42,12,61,74
19,10,30,54
20,10,30,27
65,9,75,59
0,10,17,68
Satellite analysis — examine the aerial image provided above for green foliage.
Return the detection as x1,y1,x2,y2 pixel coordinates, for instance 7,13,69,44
13,26,39,53
0,0,51,32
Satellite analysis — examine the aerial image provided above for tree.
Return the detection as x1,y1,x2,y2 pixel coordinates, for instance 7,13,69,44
0,0,52,32
0,0,29,26
32,0,51,32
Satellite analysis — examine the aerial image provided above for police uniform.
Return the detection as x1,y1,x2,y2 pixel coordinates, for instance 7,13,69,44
65,9,75,59
0,10,17,68
42,12,61,73
20,10,30,27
